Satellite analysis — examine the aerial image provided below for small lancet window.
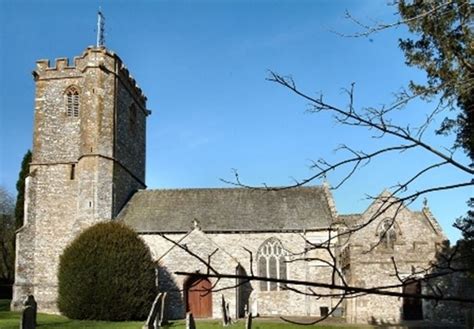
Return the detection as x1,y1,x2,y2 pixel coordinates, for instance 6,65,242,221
65,86,80,117
70,164,75,180
257,238,288,291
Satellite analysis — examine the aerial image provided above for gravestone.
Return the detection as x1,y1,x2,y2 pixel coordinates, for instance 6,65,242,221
225,301,231,324
23,295,37,326
20,305,35,329
186,312,196,329
143,292,163,329
158,292,168,326
245,312,252,329
221,294,232,326
221,295,228,326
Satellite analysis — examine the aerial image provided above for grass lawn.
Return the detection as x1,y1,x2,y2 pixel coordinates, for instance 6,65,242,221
0,300,372,329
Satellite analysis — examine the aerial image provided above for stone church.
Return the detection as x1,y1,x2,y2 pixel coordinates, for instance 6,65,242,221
12,46,448,324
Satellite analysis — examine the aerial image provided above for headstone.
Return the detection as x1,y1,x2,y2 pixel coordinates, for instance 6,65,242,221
23,295,37,326
226,302,231,324
221,295,229,326
143,293,163,329
20,305,35,329
157,292,168,327
186,312,196,329
245,312,252,329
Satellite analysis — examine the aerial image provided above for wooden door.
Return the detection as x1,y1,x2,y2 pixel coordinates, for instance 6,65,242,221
186,277,212,318
403,280,423,320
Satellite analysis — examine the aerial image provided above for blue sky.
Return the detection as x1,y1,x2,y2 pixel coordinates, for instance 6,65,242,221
0,0,471,242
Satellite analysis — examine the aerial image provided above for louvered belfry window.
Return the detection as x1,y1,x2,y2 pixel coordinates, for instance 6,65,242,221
66,87,80,117
257,238,288,291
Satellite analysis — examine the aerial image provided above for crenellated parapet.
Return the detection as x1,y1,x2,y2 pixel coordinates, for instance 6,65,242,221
33,46,147,105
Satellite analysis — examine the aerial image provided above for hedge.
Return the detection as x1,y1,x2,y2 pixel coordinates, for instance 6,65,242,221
58,221,156,320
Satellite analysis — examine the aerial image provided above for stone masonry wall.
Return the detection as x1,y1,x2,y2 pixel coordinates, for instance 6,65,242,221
341,197,446,324
13,164,79,312
113,79,147,216
115,77,146,182
141,230,337,319
12,47,148,313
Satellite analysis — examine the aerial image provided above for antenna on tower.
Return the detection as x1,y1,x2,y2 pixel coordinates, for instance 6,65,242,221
96,8,105,47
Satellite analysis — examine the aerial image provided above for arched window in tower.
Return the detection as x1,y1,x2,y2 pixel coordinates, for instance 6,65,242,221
377,219,398,250
257,238,287,291
65,86,80,117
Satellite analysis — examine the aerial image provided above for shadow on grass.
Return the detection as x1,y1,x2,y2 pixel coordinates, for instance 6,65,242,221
0,299,10,312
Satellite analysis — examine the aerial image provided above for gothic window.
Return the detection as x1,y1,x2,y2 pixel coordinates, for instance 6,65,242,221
377,219,398,249
257,238,287,291
65,86,80,117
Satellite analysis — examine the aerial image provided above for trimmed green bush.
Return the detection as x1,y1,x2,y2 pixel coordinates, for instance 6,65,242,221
58,221,156,321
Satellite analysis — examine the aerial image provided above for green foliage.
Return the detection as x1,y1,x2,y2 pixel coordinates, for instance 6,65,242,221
398,1,473,261
455,198,474,275
14,150,31,230
58,222,156,321
455,198,474,240
0,187,15,281
398,0,473,159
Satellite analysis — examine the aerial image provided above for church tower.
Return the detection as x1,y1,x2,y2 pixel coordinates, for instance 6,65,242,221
12,46,149,312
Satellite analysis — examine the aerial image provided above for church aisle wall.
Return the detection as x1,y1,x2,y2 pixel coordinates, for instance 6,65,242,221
141,230,337,319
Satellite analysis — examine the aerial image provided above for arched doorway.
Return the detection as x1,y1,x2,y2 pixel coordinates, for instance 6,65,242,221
184,276,212,318
403,280,423,320
235,265,252,318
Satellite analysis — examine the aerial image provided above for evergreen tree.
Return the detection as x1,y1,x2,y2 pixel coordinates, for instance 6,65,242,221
0,187,15,281
398,1,473,270
398,0,473,159
14,150,31,229
58,222,156,320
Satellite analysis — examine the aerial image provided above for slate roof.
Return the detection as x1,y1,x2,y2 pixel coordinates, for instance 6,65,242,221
337,214,362,227
118,187,334,233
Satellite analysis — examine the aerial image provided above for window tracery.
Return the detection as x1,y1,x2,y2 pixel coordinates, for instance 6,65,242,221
65,86,80,117
377,219,398,249
257,238,287,291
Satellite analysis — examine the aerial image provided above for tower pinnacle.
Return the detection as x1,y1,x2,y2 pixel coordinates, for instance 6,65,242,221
96,8,105,47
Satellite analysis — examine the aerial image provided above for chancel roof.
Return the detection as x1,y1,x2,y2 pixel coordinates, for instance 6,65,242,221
118,186,334,233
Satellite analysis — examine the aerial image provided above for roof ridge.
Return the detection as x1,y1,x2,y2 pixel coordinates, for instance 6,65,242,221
140,186,324,192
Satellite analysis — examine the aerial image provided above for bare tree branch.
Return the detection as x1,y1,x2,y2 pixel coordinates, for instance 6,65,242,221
174,271,474,303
